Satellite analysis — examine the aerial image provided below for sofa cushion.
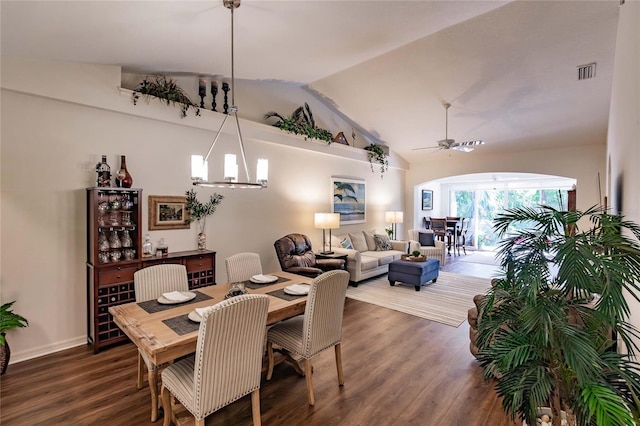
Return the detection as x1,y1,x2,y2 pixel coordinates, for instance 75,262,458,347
339,235,354,250
359,255,380,271
349,231,369,252
374,234,393,251
363,231,377,251
364,250,399,266
418,232,435,247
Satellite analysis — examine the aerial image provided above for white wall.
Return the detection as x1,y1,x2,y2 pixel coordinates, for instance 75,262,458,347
0,58,406,362
607,1,640,352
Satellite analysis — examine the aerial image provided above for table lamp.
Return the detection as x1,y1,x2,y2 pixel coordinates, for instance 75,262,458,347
314,213,340,254
385,211,404,240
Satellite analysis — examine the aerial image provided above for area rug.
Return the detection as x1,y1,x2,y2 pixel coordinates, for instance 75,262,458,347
346,272,492,327
458,252,500,266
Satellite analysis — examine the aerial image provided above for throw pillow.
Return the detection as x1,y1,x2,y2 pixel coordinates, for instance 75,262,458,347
340,236,354,250
374,234,393,251
349,232,369,252
418,232,435,247
363,231,377,251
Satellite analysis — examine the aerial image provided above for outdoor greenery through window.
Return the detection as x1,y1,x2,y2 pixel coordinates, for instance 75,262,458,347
451,188,570,250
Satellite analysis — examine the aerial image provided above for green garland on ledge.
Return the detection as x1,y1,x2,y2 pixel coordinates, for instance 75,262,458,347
132,75,201,119
264,102,333,143
364,144,389,178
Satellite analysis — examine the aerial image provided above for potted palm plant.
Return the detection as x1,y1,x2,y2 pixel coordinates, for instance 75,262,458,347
0,301,28,375
477,205,640,426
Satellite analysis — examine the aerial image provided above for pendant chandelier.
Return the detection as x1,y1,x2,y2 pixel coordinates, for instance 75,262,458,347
192,0,268,189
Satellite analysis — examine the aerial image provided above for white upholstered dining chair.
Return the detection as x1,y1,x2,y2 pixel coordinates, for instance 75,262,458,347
134,263,189,422
225,252,263,282
266,269,350,406
160,294,270,426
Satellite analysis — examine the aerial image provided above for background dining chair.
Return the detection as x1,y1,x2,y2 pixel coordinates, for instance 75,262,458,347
160,294,269,426
266,269,350,406
134,263,189,422
225,252,263,283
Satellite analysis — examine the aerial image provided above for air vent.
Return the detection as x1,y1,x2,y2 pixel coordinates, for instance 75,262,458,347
577,63,596,80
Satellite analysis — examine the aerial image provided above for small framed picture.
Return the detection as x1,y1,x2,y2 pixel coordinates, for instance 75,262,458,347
422,190,433,211
148,195,190,230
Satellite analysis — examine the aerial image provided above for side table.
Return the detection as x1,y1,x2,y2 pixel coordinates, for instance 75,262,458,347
315,252,348,261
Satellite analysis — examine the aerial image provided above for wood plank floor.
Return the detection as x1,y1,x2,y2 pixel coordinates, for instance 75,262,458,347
1,251,516,426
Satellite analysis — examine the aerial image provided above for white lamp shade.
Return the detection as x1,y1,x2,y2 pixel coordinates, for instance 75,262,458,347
315,212,340,229
224,154,238,181
191,155,208,180
385,211,404,223
256,158,268,182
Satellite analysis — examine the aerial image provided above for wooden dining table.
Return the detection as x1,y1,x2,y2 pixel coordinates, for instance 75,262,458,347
109,271,312,367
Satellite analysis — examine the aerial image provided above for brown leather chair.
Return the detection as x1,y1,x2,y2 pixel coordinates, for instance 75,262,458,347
274,233,345,278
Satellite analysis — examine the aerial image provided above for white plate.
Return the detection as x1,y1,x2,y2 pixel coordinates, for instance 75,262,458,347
187,310,202,323
250,274,278,284
157,291,196,305
283,284,310,296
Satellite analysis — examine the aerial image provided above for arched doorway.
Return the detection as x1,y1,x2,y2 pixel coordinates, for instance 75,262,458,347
414,172,576,251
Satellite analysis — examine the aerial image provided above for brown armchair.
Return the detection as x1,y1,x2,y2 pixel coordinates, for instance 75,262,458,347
274,233,345,278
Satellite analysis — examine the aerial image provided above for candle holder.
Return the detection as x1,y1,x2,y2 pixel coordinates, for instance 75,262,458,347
222,82,230,114
211,82,218,112
198,79,206,108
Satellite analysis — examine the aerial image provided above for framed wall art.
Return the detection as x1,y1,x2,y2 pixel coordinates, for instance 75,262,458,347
148,195,190,230
332,177,366,224
422,190,433,211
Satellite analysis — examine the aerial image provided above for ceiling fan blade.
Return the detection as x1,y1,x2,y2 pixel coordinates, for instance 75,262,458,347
456,140,485,147
411,145,441,151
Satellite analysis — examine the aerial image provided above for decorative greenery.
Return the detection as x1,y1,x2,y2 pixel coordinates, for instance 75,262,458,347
477,205,640,426
364,143,389,178
185,189,224,233
132,75,201,119
264,103,333,143
0,301,28,345
385,226,393,238
411,250,422,257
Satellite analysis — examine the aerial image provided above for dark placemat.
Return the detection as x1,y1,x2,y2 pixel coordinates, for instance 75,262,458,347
244,276,291,290
268,287,307,301
162,314,200,336
137,291,213,314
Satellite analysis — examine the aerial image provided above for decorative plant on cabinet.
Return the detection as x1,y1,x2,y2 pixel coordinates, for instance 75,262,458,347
476,205,640,426
185,189,224,250
0,301,28,375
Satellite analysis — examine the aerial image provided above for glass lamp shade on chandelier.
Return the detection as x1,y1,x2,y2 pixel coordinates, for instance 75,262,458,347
191,0,268,189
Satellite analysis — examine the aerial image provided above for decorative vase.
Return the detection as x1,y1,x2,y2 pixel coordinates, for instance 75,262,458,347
0,334,9,375
197,232,206,250
117,155,133,188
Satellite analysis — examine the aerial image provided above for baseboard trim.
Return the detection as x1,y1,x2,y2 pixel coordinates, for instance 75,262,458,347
9,336,88,365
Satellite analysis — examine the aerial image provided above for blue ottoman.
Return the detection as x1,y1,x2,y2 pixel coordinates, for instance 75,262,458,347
388,258,440,291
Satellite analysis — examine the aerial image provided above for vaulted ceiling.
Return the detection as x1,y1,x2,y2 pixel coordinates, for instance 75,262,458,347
1,1,621,162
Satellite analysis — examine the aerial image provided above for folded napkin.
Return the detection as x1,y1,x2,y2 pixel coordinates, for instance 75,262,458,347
252,274,276,282
162,291,189,302
195,306,215,317
284,284,310,295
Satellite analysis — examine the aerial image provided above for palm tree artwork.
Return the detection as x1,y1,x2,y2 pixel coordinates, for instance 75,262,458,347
332,179,365,224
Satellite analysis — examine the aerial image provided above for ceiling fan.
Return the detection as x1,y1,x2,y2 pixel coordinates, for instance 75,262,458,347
413,103,484,153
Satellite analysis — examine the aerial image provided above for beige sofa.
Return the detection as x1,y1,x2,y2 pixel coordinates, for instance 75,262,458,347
407,229,447,266
330,230,408,285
